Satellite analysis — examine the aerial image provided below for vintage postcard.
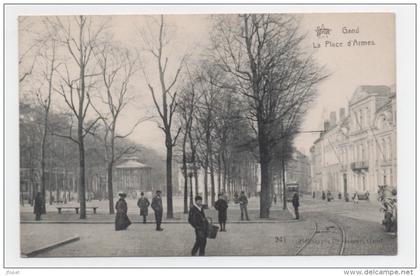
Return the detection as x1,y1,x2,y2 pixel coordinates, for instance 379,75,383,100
18,12,397,258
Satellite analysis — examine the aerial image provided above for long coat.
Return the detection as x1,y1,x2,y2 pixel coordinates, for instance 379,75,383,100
292,193,300,208
151,195,163,214
214,199,228,222
115,198,131,231
188,205,209,238
137,197,150,216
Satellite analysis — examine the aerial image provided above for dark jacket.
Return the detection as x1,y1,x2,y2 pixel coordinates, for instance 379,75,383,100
137,197,150,216
151,195,163,213
292,193,300,208
214,198,228,222
239,194,248,206
188,205,209,237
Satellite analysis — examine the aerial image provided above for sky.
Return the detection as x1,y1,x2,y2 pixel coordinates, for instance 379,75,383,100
20,13,395,156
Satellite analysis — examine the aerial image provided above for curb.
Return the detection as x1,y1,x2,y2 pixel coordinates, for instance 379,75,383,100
21,236,80,257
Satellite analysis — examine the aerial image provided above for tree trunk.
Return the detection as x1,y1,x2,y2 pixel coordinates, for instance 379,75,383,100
78,121,87,219
209,148,215,207
258,122,270,218
282,158,287,210
166,143,174,219
217,153,222,194
203,155,209,206
107,162,114,214
182,132,188,214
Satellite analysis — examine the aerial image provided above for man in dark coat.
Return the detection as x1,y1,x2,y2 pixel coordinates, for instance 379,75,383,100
34,192,43,221
137,192,150,224
151,190,163,231
239,191,249,221
188,195,209,256
115,192,132,231
292,192,300,220
214,193,228,231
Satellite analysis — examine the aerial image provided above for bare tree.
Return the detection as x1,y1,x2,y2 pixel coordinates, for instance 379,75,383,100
140,15,183,218
51,16,106,219
177,69,198,213
211,14,327,218
91,44,145,214
35,27,60,213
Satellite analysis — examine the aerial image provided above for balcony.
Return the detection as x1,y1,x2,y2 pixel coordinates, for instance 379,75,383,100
351,161,369,172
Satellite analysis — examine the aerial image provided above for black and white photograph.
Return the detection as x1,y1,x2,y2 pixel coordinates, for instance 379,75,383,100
3,3,417,272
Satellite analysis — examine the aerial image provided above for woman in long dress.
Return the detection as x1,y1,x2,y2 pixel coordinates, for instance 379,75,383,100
115,192,131,231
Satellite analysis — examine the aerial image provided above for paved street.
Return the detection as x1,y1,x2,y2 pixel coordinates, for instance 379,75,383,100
20,196,396,257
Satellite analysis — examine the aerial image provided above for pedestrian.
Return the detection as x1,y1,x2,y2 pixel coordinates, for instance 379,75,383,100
273,194,277,204
34,192,43,221
115,192,132,231
327,190,332,202
151,190,164,231
137,192,150,224
322,191,326,200
353,192,359,204
312,191,316,199
188,195,209,256
239,191,250,221
292,192,300,220
214,193,228,232
233,192,239,204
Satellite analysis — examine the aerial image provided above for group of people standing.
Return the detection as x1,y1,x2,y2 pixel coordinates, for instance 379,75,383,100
115,190,164,231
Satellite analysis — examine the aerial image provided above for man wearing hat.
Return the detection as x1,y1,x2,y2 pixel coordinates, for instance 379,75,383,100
188,195,209,256
137,192,150,224
151,190,163,231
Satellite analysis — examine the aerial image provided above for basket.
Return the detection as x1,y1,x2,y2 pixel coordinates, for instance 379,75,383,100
207,218,219,239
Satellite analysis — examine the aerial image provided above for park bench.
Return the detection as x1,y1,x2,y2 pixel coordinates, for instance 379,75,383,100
56,206,98,214
356,193,370,200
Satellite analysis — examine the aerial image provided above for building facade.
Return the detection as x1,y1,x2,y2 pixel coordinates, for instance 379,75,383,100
310,85,396,197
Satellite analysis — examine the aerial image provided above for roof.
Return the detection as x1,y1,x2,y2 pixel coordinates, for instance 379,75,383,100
350,85,391,105
115,157,151,169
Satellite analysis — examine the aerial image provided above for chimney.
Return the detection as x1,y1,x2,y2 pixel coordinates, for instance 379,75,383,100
339,108,346,122
329,112,337,126
324,120,330,131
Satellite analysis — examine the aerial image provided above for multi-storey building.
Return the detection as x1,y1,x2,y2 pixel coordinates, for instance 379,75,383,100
310,85,396,196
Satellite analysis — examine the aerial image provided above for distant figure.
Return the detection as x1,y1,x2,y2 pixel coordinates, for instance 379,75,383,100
338,192,342,200
214,193,228,231
233,192,239,204
34,192,43,221
188,195,209,256
151,190,164,231
273,194,277,204
322,191,326,200
137,192,150,224
239,191,250,221
115,192,131,231
365,191,370,201
292,192,300,220
312,191,316,199
327,191,333,202
353,192,359,204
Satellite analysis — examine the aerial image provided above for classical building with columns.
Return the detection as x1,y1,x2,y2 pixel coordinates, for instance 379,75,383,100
310,85,396,197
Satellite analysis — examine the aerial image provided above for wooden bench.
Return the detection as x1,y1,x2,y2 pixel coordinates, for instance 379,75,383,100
57,206,98,214
356,193,370,200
